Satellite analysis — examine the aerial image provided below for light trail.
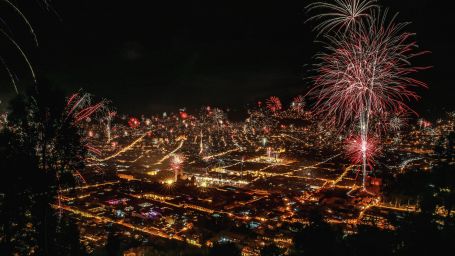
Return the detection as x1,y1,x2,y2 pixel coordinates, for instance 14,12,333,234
211,162,242,172
280,134,304,143
399,157,423,173
202,148,240,161
199,130,203,154
332,164,356,185
53,204,184,242
89,133,148,162
356,197,381,224
61,181,119,192
301,153,342,170
155,137,186,164
375,204,417,212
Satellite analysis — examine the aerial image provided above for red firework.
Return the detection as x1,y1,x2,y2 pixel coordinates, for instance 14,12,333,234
128,117,140,129
266,96,282,113
66,92,105,123
308,3,429,129
307,1,428,189
418,119,431,129
180,111,188,119
291,95,305,113
65,92,107,156
345,135,380,168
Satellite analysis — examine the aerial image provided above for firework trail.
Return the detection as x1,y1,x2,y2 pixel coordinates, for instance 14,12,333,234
3,0,39,45
66,93,106,123
0,0,54,93
65,91,108,156
105,110,116,143
73,170,87,185
199,130,204,155
0,56,18,93
0,28,36,86
307,0,429,189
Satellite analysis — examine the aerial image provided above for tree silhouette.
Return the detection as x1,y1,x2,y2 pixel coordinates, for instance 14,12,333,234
260,243,284,256
0,80,86,254
291,209,346,256
209,242,241,256
106,225,122,256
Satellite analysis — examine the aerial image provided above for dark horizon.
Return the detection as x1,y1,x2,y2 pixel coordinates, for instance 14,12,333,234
0,0,453,117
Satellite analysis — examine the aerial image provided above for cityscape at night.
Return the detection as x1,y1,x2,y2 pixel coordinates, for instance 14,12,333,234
0,0,454,256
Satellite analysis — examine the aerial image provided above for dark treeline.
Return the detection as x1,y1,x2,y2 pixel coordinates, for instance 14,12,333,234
0,81,87,255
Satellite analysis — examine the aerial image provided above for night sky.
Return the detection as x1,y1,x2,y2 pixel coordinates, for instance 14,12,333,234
1,0,453,117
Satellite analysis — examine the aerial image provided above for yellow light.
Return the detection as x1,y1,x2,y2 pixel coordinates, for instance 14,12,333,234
147,170,160,176
165,179,174,185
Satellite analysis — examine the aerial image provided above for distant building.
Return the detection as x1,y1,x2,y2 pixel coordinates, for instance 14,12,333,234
118,173,135,181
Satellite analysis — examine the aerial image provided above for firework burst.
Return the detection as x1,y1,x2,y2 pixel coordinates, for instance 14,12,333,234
170,153,185,181
345,135,380,169
309,10,428,128
128,117,141,129
266,96,282,113
307,0,429,189
291,95,305,113
388,113,407,132
306,0,378,36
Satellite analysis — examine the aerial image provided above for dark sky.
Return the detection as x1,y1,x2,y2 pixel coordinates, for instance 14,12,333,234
1,0,453,117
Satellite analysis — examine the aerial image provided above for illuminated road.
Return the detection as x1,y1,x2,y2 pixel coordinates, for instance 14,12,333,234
300,153,342,170
90,133,148,162
332,164,356,186
61,181,119,193
202,148,241,161
376,204,417,212
155,137,186,164
356,197,381,224
52,204,188,243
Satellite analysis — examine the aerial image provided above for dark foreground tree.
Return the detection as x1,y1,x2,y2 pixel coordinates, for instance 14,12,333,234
261,243,284,256
291,209,346,256
0,81,86,255
209,242,241,256
106,225,122,256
